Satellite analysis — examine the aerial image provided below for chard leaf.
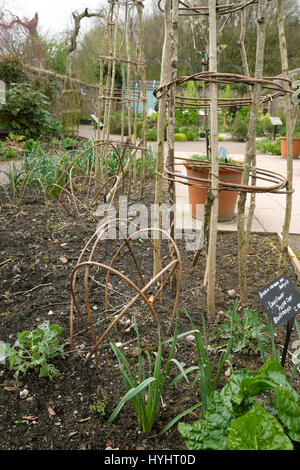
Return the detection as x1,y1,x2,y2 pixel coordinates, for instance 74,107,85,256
228,403,293,450
221,368,257,406
178,391,234,450
258,358,287,386
178,420,207,450
240,359,289,398
276,385,300,443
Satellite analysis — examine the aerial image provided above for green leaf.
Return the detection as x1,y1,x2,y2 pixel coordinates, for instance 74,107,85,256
228,403,293,450
221,368,257,406
276,385,300,442
178,420,207,450
240,377,275,397
107,377,157,424
160,402,202,436
178,391,234,450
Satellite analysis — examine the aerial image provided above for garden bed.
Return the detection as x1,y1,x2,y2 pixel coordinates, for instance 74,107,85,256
0,181,300,451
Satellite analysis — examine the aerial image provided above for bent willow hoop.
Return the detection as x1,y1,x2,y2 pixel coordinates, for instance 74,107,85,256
69,220,182,367
161,157,289,195
153,72,292,108
158,0,258,16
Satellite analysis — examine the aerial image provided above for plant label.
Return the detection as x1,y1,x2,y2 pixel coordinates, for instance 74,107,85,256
259,274,300,327
219,146,228,161
270,116,283,126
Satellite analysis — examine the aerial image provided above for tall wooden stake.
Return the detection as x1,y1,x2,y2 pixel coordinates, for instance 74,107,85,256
275,0,293,268
206,0,219,319
153,0,172,277
237,0,267,305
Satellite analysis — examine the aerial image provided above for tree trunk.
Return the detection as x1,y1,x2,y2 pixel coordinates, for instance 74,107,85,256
275,0,293,268
153,0,172,277
206,0,219,319
237,0,267,305
167,0,178,242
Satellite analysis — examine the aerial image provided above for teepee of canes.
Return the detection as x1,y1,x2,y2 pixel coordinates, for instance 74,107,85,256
95,0,147,199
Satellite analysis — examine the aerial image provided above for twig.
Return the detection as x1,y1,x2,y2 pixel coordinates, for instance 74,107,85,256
1,283,52,298
0,259,12,268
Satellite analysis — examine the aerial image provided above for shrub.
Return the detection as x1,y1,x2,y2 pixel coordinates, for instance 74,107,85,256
0,82,61,139
109,110,129,135
280,126,300,137
231,113,248,142
0,56,26,85
174,133,187,141
147,128,157,141
180,127,198,141
256,113,273,137
256,138,281,155
175,108,199,127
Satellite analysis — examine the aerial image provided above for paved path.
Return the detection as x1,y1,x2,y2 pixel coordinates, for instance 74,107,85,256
1,126,298,240
172,139,300,236
78,125,300,236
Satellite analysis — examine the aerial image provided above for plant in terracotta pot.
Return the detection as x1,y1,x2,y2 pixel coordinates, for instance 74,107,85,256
280,80,300,159
184,150,243,222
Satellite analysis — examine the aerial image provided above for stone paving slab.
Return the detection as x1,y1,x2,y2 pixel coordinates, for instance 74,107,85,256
77,126,300,237
170,143,300,236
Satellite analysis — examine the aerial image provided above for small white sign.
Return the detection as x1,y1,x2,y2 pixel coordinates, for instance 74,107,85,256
270,116,283,126
91,114,104,128
0,81,6,104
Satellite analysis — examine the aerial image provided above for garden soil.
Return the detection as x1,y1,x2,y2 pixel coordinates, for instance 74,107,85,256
0,180,300,451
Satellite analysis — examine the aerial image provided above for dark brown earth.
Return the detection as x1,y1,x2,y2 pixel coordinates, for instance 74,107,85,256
0,180,300,451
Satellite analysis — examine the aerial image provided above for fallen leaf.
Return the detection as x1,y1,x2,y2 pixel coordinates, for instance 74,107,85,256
12,265,21,275
48,406,56,416
227,289,236,297
4,386,17,392
53,239,59,244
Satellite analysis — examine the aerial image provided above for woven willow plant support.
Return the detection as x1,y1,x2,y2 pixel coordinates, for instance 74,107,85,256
154,0,293,317
95,0,147,199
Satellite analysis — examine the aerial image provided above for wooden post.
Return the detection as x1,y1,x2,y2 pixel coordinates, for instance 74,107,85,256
237,0,267,305
275,0,293,269
153,0,172,277
167,0,178,244
206,0,219,319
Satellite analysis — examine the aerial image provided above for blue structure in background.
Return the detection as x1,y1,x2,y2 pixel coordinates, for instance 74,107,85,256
123,80,160,114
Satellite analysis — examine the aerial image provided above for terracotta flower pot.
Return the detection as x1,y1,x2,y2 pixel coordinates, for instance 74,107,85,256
185,162,243,222
280,137,300,159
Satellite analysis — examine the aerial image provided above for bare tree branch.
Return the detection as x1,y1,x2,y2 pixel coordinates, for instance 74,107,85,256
68,8,104,54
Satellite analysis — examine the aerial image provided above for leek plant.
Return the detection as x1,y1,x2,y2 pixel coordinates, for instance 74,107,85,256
107,316,197,433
